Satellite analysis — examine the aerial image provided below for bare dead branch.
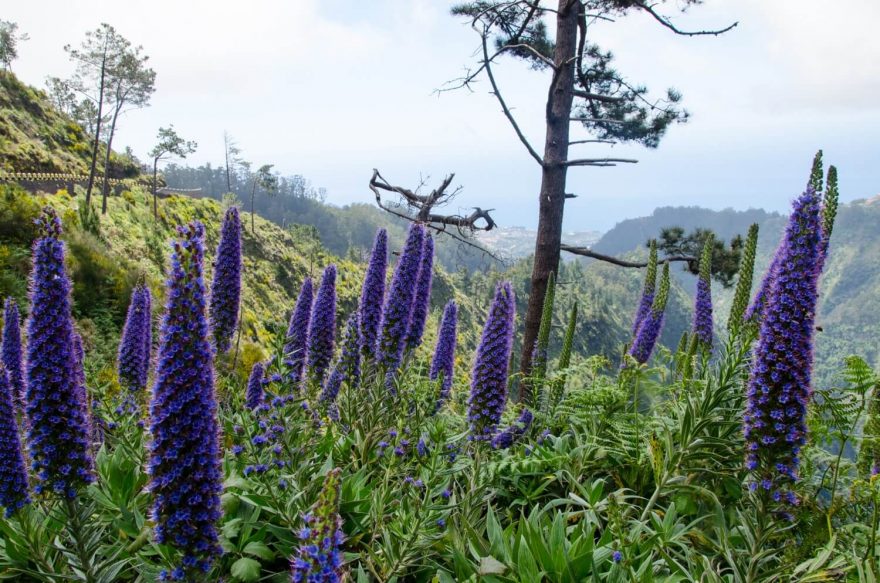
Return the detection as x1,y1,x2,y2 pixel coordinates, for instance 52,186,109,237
480,29,545,166
369,169,497,232
636,2,738,37
560,244,696,268
571,89,624,103
569,139,617,145
570,117,627,124
564,157,638,167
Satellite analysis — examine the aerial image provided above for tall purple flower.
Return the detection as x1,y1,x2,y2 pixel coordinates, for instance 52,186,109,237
209,206,242,353
148,222,223,576
377,224,424,379
744,187,822,503
431,301,457,410
358,229,387,360
0,364,29,516
306,265,337,388
246,362,265,410
290,468,344,582
468,282,515,441
118,285,153,393
285,278,313,385
320,313,361,409
692,239,714,347
2,298,25,407
628,263,670,365
405,234,434,353
631,241,657,336
25,208,94,497
491,408,533,450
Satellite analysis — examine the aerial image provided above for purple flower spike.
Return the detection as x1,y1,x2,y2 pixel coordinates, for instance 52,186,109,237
2,298,25,407
320,313,361,409
0,364,30,516
290,468,344,583
377,223,424,384
285,278,313,386
632,241,657,336
744,187,822,503
406,234,434,353
431,301,457,410
692,239,714,347
209,206,242,353
359,229,387,360
246,362,265,410
306,265,337,388
628,263,670,365
25,208,94,498
491,408,533,450
468,282,515,441
148,221,223,575
118,284,153,392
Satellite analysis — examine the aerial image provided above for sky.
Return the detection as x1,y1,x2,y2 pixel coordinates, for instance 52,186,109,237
6,0,880,232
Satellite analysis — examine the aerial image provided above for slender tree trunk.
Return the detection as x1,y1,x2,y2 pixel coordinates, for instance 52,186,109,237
100,105,121,214
250,181,257,235
85,58,107,206
225,147,232,192
517,0,578,403
152,157,159,219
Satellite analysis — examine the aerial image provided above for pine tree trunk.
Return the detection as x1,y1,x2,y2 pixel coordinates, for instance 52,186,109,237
100,105,120,215
152,158,159,219
517,0,578,403
85,58,107,207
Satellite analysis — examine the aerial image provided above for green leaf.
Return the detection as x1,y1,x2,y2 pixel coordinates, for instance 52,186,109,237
243,540,274,560
230,557,261,582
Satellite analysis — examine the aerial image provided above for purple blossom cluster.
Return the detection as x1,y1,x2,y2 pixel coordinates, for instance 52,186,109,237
744,187,822,502
491,408,534,450
692,240,713,347
285,278,313,385
631,242,657,336
320,313,361,411
25,208,94,497
148,222,223,576
431,301,457,410
209,206,242,353
2,298,25,406
306,266,337,388
118,284,152,393
0,364,29,516
628,264,670,365
377,224,424,382
405,234,434,353
246,362,265,410
358,229,387,360
468,282,515,441
290,468,344,582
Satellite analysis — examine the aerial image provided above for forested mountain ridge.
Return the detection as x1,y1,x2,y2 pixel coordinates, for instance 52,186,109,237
586,199,880,383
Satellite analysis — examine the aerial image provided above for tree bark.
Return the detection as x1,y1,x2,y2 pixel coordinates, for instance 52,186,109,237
517,0,579,403
100,104,121,214
85,54,107,207
250,180,257,235
152,157,159,219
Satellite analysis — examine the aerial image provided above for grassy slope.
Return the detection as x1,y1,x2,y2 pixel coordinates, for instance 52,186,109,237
0,71,93,173
0,182,489,393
